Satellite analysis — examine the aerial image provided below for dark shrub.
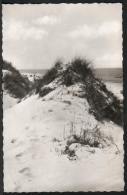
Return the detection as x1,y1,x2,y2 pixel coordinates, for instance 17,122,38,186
39,86,54,97
36,67,58,94
41,67,58,85
3,73,30,98
62,68,74,86
3,60,20,75
84,76,123,126
61,57,94,87
36,59,64,94
60,125,113,160
3,60,32,98
70,57,94,79
54,59,63,70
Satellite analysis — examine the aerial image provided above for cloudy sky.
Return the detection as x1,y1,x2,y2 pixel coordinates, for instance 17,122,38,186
2,3,122,70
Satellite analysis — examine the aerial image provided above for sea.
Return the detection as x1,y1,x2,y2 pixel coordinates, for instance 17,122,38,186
20,68,123,83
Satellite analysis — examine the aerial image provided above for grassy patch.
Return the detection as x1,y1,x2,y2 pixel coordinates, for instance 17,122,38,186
84,77,123,126
3,60,32,99
39,86,54,97
53,124,114,160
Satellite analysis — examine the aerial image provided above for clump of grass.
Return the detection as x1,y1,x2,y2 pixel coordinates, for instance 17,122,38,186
56,123,114,160
65,125,112,149
36,67,57,92
62,57,94,87
3,60,20,75
70,57,94,79
36,59,64,94
54,59,64,70
84,76,123,126
62,68,74,86
39,86,54,97
52,137,61,142
63,146,77,160
3,60,32,99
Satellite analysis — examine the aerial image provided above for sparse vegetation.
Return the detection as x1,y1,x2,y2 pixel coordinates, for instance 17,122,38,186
36,59,64,94
62,57,94,86
3,60,32,99
39,86,54,97
53,123,114,160
65,125,112,148
3,60,20,75
70,57,94,79
84,76,123,126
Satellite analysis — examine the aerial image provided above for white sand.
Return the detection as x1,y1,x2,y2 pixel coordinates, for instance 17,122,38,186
3,85,124,192
3,93,19,111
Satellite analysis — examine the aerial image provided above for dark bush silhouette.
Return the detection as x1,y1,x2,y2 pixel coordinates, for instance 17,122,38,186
65,126,112,149
3,60,32,99
70,57,93,78
41,67,58,85
54,59,64,70
61,57,94,86
36,60,63,94
3,60,20,75
84,76,123,126
61,125,113,160
62,68,74,86
39,86,54,97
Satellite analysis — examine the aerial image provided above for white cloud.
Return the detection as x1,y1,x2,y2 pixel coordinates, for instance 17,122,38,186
33,16,59,25
68,25,93,38
3,20,48,41
99,21,121,36
68,21,121,39
95,53,122,67
3,4,122,69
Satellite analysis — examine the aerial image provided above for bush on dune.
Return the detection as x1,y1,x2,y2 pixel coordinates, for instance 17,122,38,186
39,67,58,85
36,59,64,94
39,86,54,97
35,57,123,126
70,57,94,79
65,125,112,148
62,57,94,86
3,60,32,99
84,76,123,126
62,57,122,126
3,60,20,75
53,124,115,160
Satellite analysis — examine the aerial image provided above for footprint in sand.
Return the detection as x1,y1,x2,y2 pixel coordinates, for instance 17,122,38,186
19,167,29,173
15,152,24,158
11,139,16,144
14,184,21,192
25,126,29,130
47,109,53,113
41,135,46,138
19,167,33,178
32,115,36,119
30,138,39,142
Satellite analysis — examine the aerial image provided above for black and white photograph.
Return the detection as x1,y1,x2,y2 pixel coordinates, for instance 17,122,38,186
2,3,124,192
